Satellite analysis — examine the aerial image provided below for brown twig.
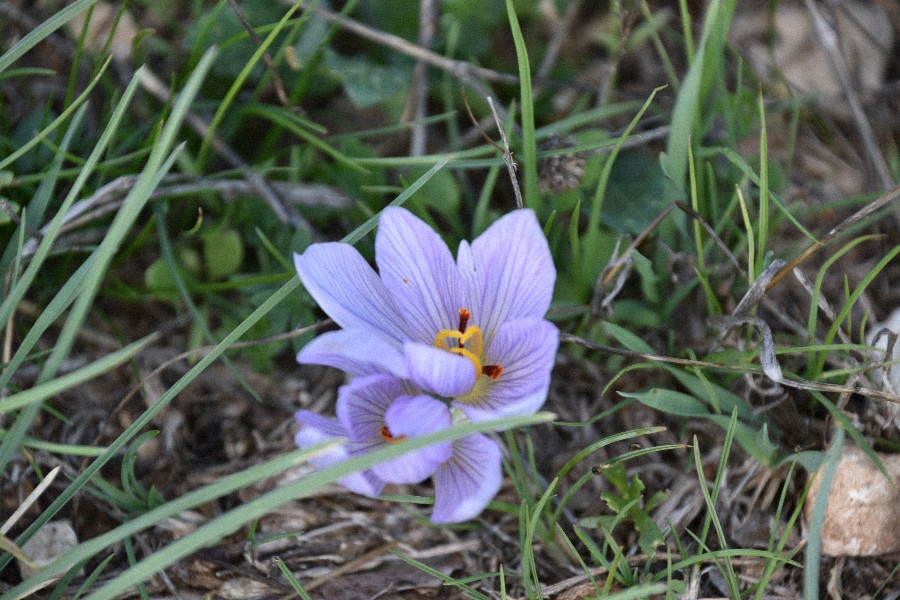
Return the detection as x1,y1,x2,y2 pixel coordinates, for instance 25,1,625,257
407,0,439,156
137,68,308,230
290,1,506,111
19,176,351,259
226,0,293,109
487,97,523,209
766,185,900,291
801,0,894,192
535,0,583,84
591,203,677,319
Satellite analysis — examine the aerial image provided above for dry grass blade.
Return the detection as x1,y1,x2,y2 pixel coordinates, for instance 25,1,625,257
766,185,900,291
801,0,893,191
304,541,398,592
0,467,61,535
562,330,900,404
488,96,523,209
712,315,900,405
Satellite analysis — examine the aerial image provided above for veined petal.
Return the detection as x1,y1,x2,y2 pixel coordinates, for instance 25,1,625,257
457,209,554,336
336,375,406,443
371,395,453,484
376,207,461,343
295,245,406,342
297,329,409,379
460,384,551,424
431,434,503,523
405,341,477,398
294,411,384,497
455,318,558,421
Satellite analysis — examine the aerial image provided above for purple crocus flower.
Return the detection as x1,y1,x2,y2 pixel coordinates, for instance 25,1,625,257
295,374,503,523
336,374,453,485
294,207,558,421
293,410,385,497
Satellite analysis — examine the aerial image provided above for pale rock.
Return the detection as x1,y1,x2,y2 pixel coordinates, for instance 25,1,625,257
805,445,900,556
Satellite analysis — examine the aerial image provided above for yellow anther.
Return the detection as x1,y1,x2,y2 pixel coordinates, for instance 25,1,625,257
435,329,463,351
449,346,483,374
435,324,485,375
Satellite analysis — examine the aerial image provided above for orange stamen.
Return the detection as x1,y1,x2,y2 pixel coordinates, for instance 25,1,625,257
380,425,406,443
482,365,504,380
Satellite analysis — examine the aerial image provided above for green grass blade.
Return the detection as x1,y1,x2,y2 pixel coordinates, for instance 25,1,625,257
663,0,722,195
0,0,98,75
0,335,156,414
504,0,539,211
0,66,138,325
804,428,844,600
196,0,310,167
0,57,110,173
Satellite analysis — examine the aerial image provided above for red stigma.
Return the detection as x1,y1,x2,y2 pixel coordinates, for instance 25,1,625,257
457,308,471,333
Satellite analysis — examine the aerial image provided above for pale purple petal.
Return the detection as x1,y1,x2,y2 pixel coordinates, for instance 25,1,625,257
405,341,477,398
376,207,462,343
336,375,406,444
371,395,453,484
294,411,384,497
459,384,551,425
431,434,503,523
294,246,407,342
457,209,554,336
454,318,558,422
297,329,409,379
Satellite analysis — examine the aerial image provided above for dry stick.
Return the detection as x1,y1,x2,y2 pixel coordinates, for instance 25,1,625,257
293,1,517,85
674,201,745,276
20,176,350,258
136,68,308,231
591,203,676,319
596,2,637,109
0,198,36,236
825,0,896,53
487,97,523,209
290,0,513,123
801,0,894,192
765,185,900,291
534,0,583,84
226,0,293,109
598,203,678,287
407,0,439,156
560,331,900,404
304,541,399,592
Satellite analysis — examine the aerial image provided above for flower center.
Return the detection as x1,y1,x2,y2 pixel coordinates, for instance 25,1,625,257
434,308,504,382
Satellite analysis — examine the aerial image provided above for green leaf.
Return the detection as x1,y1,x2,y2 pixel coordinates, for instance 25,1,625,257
621,389,711,417
633,509,665,556
323,49,409,108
